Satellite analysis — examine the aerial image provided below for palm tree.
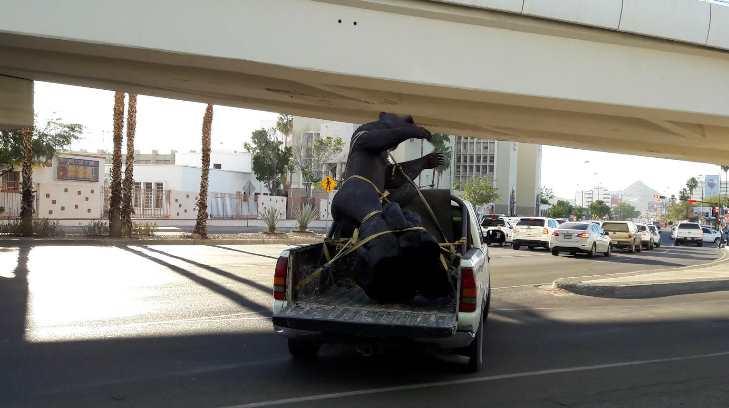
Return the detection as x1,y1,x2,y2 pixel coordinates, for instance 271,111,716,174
109,91,125,237
121,93,137,236
20,127,33,236
193,104,213,238
686,177,699,200
722,165,729,209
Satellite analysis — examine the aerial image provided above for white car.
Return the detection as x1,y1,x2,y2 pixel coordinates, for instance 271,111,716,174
512,217,559,250
550,222,611,257
480,216,513,246
635,223,655,250
648,225,661,248
674,222,703,246
702,226,722,246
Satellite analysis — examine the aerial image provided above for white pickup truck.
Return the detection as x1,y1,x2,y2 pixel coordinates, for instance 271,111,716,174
272,195,491,372
674,221,703,246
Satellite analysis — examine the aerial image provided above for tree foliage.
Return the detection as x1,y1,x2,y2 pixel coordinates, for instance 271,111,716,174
666,201,690,223
589,200,611,219
612,202,640,220
275,113,293,138
573,206,589,221
462,177,499,207
679,187,689,202
295,135,344,184
244,128,294,196
0,118,82,175
547,200,574,218
686,177,699,198
538,186,555,205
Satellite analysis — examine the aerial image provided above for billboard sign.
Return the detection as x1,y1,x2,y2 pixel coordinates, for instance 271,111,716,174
705,175,720,198
57,157,100,182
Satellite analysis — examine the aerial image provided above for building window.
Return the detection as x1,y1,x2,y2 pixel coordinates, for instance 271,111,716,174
155,183,164,209
45,193,50,199
48,210,53,215
74,204,78,209
144,182,153,208
3,171,19,192
64,187,68,193
87,209,91,213
91,189,94,194
213,163,222,170
51,200,56,205
85,197,89,201
60,206,65,211
77,190,81,195
133,182,141,208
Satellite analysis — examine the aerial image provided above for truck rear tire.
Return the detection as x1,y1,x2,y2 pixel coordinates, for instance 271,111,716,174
512,242,521,250
288,338,321,359
465,309,486,373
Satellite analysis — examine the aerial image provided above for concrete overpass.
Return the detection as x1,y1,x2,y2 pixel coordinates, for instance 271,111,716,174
2,0,729,164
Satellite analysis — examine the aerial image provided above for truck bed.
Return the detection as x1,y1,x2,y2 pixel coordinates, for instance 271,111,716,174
273,284,457,338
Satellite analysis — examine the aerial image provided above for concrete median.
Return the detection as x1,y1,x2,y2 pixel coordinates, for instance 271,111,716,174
554,249,729,299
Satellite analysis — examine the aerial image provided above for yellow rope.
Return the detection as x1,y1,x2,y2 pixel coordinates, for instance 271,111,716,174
295,226,426,291
342,175,390,203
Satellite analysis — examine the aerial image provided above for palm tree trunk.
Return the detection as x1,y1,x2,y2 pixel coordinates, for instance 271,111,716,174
193,104,213,238
121,93,137,236
109,91,125,237
20,127,33,236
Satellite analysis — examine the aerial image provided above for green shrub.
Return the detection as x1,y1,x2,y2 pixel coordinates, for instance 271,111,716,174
82,219,109,237
34,219,64,237
260,207,281,234
132,222,157,237
295,203,316,232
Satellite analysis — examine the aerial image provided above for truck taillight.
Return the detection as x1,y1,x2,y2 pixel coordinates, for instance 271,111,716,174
543,228,549,234
553,231,560,237
459,267,477,313
273,256,288,301
627,234,633,238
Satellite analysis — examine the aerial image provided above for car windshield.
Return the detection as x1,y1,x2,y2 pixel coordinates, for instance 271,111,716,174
481,218,505,227
649,226,657,232
517,218,545,227
559,222,588,230
679,223,700,229
602,222,629,232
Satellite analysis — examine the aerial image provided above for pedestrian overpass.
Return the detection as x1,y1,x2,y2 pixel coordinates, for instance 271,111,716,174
2,0,729,164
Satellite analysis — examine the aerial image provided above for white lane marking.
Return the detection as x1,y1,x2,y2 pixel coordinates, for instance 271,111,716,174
220,350,729,408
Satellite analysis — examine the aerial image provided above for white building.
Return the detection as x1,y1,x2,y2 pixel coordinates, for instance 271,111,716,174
0,152,106,219
574,186,612,208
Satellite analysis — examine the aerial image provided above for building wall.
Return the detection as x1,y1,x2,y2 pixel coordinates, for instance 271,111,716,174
34,154,106,219
515,143,542,215
174,150,252,173
493,141,518,214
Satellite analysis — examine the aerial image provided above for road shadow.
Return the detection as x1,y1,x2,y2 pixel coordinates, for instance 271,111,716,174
140,245,272,295
210,244,279,259
7,300,729,408
119,245,269,315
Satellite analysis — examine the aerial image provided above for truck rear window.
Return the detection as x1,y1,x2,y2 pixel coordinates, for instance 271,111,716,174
678,223,700,230
482,218,505,227
602,222,629,232
517,218,545,227
637,225,646,231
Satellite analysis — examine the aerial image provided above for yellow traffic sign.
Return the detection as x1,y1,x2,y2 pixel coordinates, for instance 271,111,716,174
320,176,337,193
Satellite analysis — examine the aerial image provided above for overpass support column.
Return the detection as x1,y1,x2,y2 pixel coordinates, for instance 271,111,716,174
0,75,33,129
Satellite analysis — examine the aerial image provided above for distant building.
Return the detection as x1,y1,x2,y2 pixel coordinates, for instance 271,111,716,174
574,186,612,208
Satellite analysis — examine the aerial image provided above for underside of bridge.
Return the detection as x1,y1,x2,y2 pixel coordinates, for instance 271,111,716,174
1,0,729,164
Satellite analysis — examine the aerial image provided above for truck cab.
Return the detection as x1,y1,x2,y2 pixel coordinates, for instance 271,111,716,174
272,193,490,372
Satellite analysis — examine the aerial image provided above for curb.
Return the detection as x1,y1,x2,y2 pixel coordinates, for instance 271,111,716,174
0,238,323,247
553,247,729,299
553,277,729,299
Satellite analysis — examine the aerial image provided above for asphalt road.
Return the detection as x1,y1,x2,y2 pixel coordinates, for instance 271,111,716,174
2,238,728,407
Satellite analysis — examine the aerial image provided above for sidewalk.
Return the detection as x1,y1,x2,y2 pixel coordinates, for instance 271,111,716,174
554,249,729,298
0,232,325,247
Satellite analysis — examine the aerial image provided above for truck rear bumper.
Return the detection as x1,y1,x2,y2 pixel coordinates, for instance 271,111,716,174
274,325,475,349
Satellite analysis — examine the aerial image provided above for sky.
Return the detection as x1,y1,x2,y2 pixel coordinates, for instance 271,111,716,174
34,81,722,200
